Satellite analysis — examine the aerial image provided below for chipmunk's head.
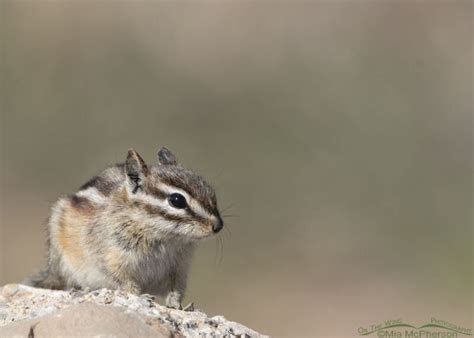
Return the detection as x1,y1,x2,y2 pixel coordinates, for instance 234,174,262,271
124,147,223,240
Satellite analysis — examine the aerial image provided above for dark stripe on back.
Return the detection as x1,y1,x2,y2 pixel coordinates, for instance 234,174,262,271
79,175,116,196
70,195,95,212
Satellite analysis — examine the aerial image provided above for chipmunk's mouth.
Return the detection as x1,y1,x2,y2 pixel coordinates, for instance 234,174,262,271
193,227,219,240
190,217,223,239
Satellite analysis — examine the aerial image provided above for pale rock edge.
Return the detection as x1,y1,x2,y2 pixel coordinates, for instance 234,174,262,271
0,284,267,337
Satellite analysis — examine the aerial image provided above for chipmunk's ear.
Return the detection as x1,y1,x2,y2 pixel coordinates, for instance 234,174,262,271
125,148,149,193
157,147,178,166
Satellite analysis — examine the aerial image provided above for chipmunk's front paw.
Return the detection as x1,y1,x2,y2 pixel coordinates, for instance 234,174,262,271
166,299,182,310
140,293,155,300
165,291,182,309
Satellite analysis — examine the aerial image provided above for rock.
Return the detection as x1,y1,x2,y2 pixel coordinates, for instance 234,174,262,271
0,284,266,337
0,303,165,338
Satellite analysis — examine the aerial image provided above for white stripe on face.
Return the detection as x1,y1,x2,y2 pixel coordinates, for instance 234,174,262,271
125,182,214,222
129,190,188,218
157,183,213,220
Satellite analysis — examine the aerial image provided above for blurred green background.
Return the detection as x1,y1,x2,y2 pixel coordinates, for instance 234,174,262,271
0,1,472,336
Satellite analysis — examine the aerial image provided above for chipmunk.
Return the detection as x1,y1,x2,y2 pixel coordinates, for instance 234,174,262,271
24,147,223,309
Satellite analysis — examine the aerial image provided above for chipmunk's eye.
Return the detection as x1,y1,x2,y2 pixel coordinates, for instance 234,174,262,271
168,193,187,209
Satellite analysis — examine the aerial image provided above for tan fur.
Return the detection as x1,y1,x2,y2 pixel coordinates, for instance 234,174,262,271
57,205,89,268
24,147,223,309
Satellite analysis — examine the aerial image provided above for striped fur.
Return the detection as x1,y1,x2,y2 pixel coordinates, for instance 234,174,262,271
24,148,223,308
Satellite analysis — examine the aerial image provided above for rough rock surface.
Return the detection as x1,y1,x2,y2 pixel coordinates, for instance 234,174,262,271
0,284,266,337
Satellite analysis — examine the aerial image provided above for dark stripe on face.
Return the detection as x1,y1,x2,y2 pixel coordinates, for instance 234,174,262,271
184,206,207,224
146,185,168,200
145,183,210,223
159,175,217,215
134,201,193,224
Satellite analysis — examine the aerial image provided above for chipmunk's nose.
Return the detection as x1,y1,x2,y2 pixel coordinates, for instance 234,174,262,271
212,217,224,233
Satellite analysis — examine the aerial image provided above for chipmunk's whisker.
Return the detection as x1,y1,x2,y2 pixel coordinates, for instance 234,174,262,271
222,214,239,219
223,224,232,240
221,203,237,214
218,235,224,266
